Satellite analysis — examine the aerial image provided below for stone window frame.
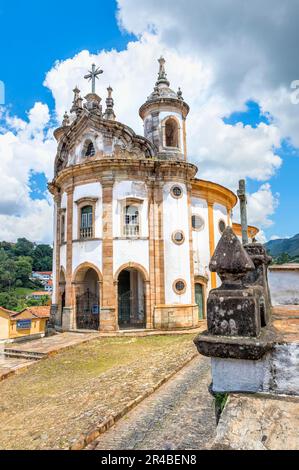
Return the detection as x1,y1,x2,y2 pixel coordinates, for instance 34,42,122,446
218,219,226,234
170,184,183,199
173,278,187,295
75,197,98,240
171,230,185,245
161,115,181,150
191,214,205,232
119,197,144,239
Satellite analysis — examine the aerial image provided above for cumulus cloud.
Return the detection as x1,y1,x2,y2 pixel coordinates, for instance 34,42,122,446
0,102,55,243
2,1,296,242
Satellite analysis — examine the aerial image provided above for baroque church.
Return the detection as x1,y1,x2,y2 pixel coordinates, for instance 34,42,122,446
49,57,258,332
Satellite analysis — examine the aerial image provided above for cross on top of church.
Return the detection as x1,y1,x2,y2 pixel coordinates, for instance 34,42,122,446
84,64,103,94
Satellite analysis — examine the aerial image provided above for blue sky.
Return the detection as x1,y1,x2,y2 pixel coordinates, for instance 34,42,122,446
0,0,298,242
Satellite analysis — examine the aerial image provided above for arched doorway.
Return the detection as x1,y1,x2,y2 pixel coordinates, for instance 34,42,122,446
118,268,145,328
195,282,205,320
74,266,101,330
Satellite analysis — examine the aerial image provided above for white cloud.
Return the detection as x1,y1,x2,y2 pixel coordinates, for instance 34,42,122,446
0,102,55,243
2,1,297,241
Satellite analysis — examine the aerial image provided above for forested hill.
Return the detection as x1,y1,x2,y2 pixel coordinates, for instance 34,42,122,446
0,238,52,290
264,233,299,262
0,238,53,311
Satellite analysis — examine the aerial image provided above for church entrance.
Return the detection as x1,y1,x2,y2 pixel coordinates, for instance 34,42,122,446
75,267,100,330
118,268,145,329
195,283,204,320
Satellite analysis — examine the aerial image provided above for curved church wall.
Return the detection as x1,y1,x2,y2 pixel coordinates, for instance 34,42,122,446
191,197,210,289
163,181,192,304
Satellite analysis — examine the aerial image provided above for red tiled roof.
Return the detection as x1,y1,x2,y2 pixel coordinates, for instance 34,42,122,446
31,291,51,296
21,306,50,318
35,271,52,275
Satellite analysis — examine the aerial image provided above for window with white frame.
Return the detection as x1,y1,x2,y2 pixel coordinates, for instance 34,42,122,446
123,205,140,237
80,205,93,239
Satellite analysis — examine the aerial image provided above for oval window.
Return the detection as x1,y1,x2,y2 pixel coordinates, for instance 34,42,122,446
173,279,186,294
192,214,205,231
172,230,185,245
170,185,183,199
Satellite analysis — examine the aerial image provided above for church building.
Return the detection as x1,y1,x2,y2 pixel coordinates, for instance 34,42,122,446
49,57,258,332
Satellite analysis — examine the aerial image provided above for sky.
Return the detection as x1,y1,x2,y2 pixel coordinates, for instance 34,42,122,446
0,0,298,243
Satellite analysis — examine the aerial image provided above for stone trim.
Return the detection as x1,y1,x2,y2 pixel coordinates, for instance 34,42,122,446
171,230,185,245
173,278,187,295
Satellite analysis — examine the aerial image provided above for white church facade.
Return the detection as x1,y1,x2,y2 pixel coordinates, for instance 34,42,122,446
49,58,258,331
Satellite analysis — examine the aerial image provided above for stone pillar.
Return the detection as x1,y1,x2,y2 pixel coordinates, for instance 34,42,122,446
62,187,74,330
148,178,165,328
100,176,116,331
237,179,248,245
207,200,216,289
49,194,61,328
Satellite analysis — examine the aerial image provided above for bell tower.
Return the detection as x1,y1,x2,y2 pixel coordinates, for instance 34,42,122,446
139,57,189,160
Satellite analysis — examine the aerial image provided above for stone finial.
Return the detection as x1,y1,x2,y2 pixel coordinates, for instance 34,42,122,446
103,86,116,120
156,56,170,87
62,111,70,127
83,93,102,116
210,226,254,286
70,86,83,116
177,87,183,100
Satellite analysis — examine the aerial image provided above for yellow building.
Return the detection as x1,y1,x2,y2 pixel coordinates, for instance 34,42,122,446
0,306,49,342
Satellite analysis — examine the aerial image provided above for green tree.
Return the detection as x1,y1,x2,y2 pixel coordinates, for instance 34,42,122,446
32,244,53,271
13,238,35,258
15,256,33,286
275,252,290,265
0,292,18,310
0,249,16,289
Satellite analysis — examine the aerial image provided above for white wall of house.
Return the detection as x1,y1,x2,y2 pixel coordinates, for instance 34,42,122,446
269,269,299,305
163,182,192,304
72,240,102,273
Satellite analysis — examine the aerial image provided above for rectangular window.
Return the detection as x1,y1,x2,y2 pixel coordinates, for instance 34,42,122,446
80,205,93,239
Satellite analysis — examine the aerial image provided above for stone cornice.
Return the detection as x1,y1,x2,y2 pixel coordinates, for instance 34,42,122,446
49,158,198,194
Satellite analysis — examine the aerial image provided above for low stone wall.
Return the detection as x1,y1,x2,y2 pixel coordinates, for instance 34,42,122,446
154,304,199,329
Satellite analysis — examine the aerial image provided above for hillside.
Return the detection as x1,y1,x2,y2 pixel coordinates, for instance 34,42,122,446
265,233,299,258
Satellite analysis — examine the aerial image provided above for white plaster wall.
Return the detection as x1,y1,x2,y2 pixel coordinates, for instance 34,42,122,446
73,182,102,239
211,342,299,396
269,270,299,305
60,244,66,272
191,197,211,289
61,192,67,209
113,181,148,237
213,203,228,287
113,239,149,275
163,182,192,304
72,240,102,273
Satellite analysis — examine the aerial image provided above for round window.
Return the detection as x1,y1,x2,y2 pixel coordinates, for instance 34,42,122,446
192,214,205,231
219,219,226,233
173,279,187,295
172,230,185,245
170,185,183,199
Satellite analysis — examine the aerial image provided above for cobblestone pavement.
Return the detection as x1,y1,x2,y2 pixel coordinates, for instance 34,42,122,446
91,356,215,450
0,334,197,449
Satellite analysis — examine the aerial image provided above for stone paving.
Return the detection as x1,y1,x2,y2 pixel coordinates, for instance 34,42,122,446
90,356,215,450
0,334,198,449
4,331,99,356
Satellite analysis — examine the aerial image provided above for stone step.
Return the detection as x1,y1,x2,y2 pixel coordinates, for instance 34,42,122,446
3,349,45,360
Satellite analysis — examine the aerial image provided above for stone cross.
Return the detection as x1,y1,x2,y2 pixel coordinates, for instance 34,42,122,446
84,64,103,94
237,179,248,245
